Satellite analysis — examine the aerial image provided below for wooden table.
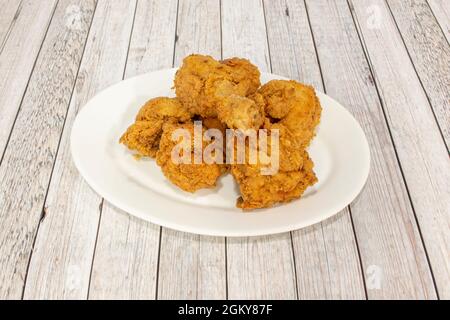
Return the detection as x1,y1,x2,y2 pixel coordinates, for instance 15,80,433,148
0,0,448,300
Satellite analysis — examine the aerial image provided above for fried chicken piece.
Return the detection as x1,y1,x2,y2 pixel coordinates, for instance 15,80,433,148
156,122,226,193
258,80,322,148
231,122,317,210
120,97,191,158
119,120,164,158
202,117,227,135
233,154,317,210
174,54,261,118
136,97,191,121
222,57,261,96
217,94,265,130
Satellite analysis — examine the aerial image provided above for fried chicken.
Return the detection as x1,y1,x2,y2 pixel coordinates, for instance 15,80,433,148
217,94,265,131
174,54,261,118
156,122,226,193
258,80,322,148
120,55,321,210
232,152,317,210
231,122,317,210
120,97,191,158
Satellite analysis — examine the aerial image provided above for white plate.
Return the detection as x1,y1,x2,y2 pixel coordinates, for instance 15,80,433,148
71,68,370,237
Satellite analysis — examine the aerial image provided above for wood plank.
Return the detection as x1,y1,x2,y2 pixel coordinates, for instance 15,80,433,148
88,0,178,300
0,0,22,51
227,235,297,299
222,0,297,300
350,0,449,299
305,0,437,299
427,0,450,43
88,205,160,299
157,0,227,300
158,229,226,299
124,0,178,78
23,0,137,299
0,0,57,160
387,0,450,148
0,0,95,299
263,0,365,299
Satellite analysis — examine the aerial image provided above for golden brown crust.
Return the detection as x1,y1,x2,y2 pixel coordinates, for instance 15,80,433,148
230,122,317,210
258,80,322,148
174,54,261,118
217,94,265,130
232,150,317,210
136,97,191,122
119,97,191,158
156,122,226,193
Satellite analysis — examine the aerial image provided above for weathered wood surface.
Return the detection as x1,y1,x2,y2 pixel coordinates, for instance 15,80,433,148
0,0,95,299
23,0,136,299
0,0,22,50
350,0,449,299
157,0,227,300
0,0,447,300
427,0,450,43
0,0,57,158
222,0,298,300
306,0,437,299
263,0,366,300
387,0,450,148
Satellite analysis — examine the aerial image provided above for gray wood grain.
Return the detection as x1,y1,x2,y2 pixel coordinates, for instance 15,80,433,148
350,0,449,299
427,0,450,43
157,0,227,300
23,0,137,299
0,0,445,300
387,0,450,148
263,0,366,299
222,0,297,300
0,0,95,299
88,0,178,300
306,0,436,299
89,205,160,299
0,0,57,161
0,0,22,51
158,230,226,300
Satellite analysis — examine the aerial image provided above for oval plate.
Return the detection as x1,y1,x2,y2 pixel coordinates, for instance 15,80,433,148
71,69,370,237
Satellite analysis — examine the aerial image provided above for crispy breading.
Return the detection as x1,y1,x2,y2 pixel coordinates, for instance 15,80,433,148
217,94,265,130
156,122,226,193
258,80,322,148
174,54,261,118
231,122,317,209
119,120,164,158
120,97,191,158
233,155,317,210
